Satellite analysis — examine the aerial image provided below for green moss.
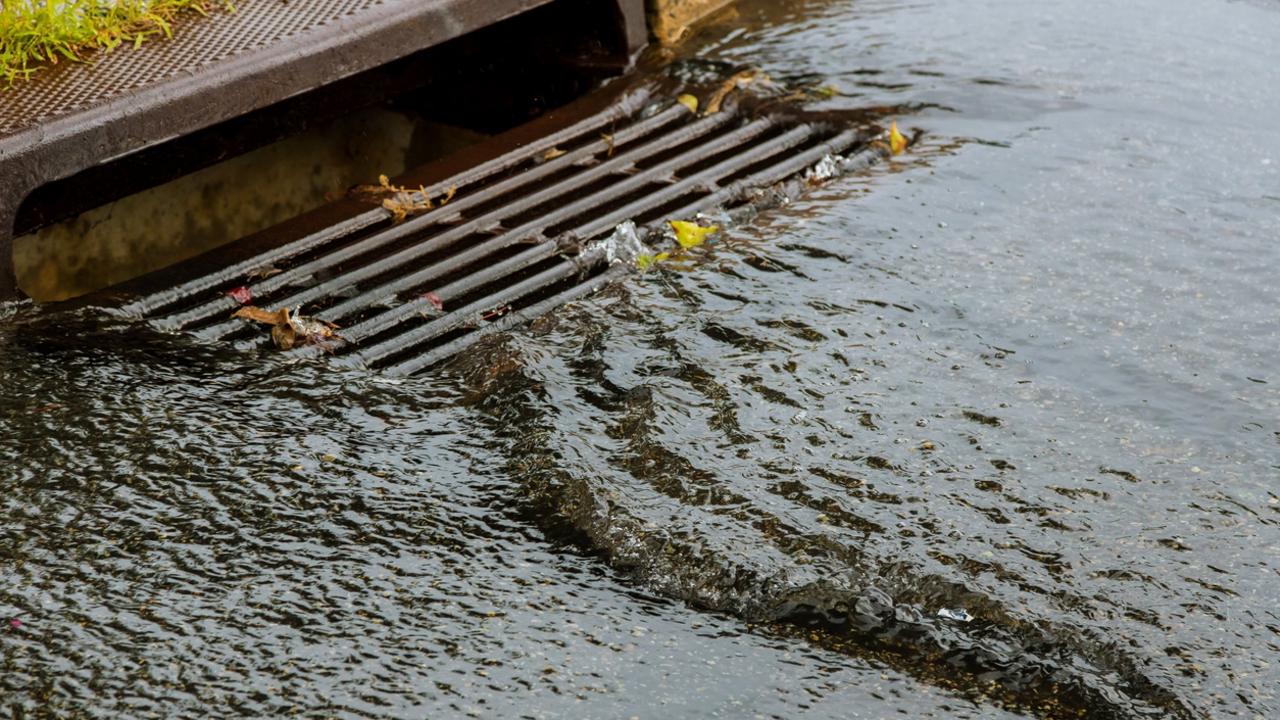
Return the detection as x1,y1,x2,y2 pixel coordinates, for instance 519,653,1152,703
0,0,233,86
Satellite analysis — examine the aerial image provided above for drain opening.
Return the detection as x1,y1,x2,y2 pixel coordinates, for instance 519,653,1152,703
10,0,636,302
81,84,885,376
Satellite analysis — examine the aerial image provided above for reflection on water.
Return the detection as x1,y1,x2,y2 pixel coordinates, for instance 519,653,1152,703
4,0,1279,717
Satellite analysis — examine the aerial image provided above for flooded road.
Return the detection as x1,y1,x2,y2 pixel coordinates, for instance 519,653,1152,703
3,0,1278,717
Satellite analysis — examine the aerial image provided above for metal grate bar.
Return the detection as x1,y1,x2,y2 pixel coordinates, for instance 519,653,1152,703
664,126,868,222
98,88,879,377
424,103,691,224
192,114,782,343
361,129,874,374
297,114,771,321
565,123,821,240
330,122,824,366
324,241,559,334
174,107,747,338
384,264,631,376
337,249,605,369
120,87,654,319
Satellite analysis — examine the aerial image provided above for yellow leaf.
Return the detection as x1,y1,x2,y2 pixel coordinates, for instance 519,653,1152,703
669,220,719,249
543,147,566,161
654,252,671,262
889,121,907,155
636,254,654,270
676,94,699,114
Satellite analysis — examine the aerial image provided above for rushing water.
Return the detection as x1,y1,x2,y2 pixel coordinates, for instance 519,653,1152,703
3,0,1278,717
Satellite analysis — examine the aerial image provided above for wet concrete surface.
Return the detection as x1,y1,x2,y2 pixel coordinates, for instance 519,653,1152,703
3,0,1278,717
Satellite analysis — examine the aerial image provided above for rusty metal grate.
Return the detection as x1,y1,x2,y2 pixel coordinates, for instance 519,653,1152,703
107,87,884,375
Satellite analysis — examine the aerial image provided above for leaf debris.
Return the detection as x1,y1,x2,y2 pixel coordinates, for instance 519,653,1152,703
704,70,758,116
669,220,720,249
420,292,445,312
889,121,908,155
232,305,341,351
225,285,252,305
351,174,440,223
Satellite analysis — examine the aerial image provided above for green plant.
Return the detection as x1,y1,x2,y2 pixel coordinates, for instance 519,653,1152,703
0,0,233,86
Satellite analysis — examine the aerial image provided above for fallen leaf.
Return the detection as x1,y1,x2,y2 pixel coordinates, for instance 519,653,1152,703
889,121,908,155
601,132,615,157
382,190,433,223
705,70,757,115
232,306,340,350
421,292,445,311
232,306,289,326
543,147,566,161
225,285,253,305
441,185,457,206
271,324,298,350
350,175,436,222
669,220,720,249
676,94,699,113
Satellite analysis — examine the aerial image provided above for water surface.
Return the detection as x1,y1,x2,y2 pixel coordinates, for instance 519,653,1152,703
4,0,1279,717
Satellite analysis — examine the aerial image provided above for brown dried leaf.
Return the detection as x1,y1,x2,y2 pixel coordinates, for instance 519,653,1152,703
382,191,433,223
232,306,289,326
543,147,566,161
351,175,438,221
271,324,298,350
704,70,758,116
233,306,340,350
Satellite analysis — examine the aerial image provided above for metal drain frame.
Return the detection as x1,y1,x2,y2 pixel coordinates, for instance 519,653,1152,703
87,82,888,375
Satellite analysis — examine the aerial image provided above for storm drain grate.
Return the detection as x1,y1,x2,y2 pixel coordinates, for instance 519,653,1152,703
109,86,884,375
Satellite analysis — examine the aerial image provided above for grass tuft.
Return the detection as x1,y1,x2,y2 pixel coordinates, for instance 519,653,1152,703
0,0,234,86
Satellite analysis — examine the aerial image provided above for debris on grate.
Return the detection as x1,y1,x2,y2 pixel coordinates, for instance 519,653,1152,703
100,84,897,375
